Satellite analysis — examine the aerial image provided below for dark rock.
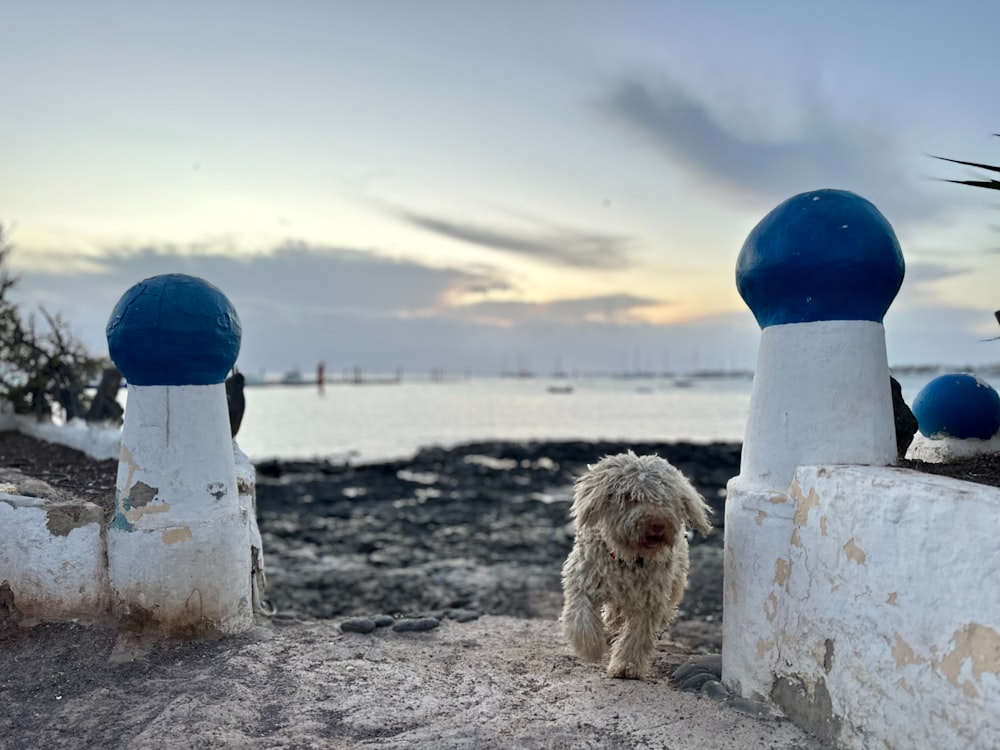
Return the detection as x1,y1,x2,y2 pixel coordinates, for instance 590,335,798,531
340,617,376,634
392,617,440,633
672,654,722,683
373,615,395,628
446,609,480,623
254,440,740,642
700,680,730,703
678,672,719,692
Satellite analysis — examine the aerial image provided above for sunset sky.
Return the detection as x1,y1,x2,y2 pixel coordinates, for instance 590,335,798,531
4,1,1000,376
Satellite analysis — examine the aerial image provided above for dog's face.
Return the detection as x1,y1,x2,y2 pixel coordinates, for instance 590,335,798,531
571,451,713,559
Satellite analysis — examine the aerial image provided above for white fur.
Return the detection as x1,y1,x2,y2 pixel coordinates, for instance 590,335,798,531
560,451,713,679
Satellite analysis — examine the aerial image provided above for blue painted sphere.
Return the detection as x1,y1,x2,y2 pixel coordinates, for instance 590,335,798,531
106,274,241,386
912,373,1000,440
736,189,905,328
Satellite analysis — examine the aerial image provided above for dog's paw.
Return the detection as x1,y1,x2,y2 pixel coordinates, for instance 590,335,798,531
607,660,646,680
562,602,607,662
567,626,606,663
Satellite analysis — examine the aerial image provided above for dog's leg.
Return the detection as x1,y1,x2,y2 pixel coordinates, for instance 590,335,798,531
561,552,606,662
607,614,657,679
562,595,605,663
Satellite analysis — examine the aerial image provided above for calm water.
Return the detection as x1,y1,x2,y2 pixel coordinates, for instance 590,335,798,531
231,372,936,463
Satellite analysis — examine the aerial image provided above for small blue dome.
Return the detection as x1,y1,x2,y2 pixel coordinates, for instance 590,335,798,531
737,189,905,328
106,274,241,386
912,373,1000,440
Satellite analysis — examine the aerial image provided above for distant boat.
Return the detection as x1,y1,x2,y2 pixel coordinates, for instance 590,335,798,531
672,378,694,388
282,369,304,385
546,385,574,394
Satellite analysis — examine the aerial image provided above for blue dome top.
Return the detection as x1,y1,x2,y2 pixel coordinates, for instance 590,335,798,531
736,189,905,328
106,274,241,386
912,373,1000,440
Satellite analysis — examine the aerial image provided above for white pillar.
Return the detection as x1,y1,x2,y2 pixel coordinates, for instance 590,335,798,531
907,372,1000,462
105,273,253,635
739,319,896,493
723,189,905,699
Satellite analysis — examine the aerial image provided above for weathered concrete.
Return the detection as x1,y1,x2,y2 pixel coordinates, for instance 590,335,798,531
0,422,262,634
108,384,254,635
0,489,107,622
725,464,1000,748
907,431,1000,463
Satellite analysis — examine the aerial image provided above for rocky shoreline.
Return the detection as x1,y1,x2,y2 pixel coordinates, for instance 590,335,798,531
255,439,740,652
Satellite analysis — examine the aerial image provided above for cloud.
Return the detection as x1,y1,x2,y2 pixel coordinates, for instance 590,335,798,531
10,240,994,375
385,206,633,269
599,76,940,222
22,241,507,316
7,241,694,374
451,294,663,326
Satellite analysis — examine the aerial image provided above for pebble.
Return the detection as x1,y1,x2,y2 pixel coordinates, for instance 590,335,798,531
671,654,722,684
391,617,441,633
700,680,729,703
373,615,395,628
446,609,480,623
677,671,718,693
340,617,376,634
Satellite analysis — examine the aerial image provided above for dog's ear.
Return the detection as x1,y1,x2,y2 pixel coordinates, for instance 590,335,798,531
681,483,714,537
571,471,605,529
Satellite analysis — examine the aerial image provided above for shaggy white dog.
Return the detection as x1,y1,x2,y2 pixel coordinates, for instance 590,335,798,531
561,451,714,679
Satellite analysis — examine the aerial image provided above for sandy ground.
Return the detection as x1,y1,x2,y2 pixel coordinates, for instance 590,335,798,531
0,615,826,750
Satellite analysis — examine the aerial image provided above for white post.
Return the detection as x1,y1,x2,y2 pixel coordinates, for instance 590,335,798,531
105,274,254,635
722,189,905,698
907,372,1000,461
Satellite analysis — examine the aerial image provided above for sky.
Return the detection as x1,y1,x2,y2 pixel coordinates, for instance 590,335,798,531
4,1,1000,377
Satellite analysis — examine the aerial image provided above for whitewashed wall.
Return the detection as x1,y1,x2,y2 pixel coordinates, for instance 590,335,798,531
725,465,1000,748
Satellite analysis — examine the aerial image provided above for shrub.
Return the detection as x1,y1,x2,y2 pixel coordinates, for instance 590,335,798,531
0,225,108,420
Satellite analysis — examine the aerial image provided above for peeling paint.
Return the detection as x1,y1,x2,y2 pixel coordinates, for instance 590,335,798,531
933,623,1000,699
790,482,820,526
775,558,791,586
764,592,779,621
790,528,801,547
843,537,867,565
127,481,159,507
123,501,170,526
755,511,768,525
111,483,172,531
757,639,775,656
820,515,828,536
887,592,897,605
768,492,788,505
162,527,192,544
45,503,103,537
892,633,925,668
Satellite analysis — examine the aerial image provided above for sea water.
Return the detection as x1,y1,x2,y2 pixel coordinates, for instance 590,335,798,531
230,372,935,463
